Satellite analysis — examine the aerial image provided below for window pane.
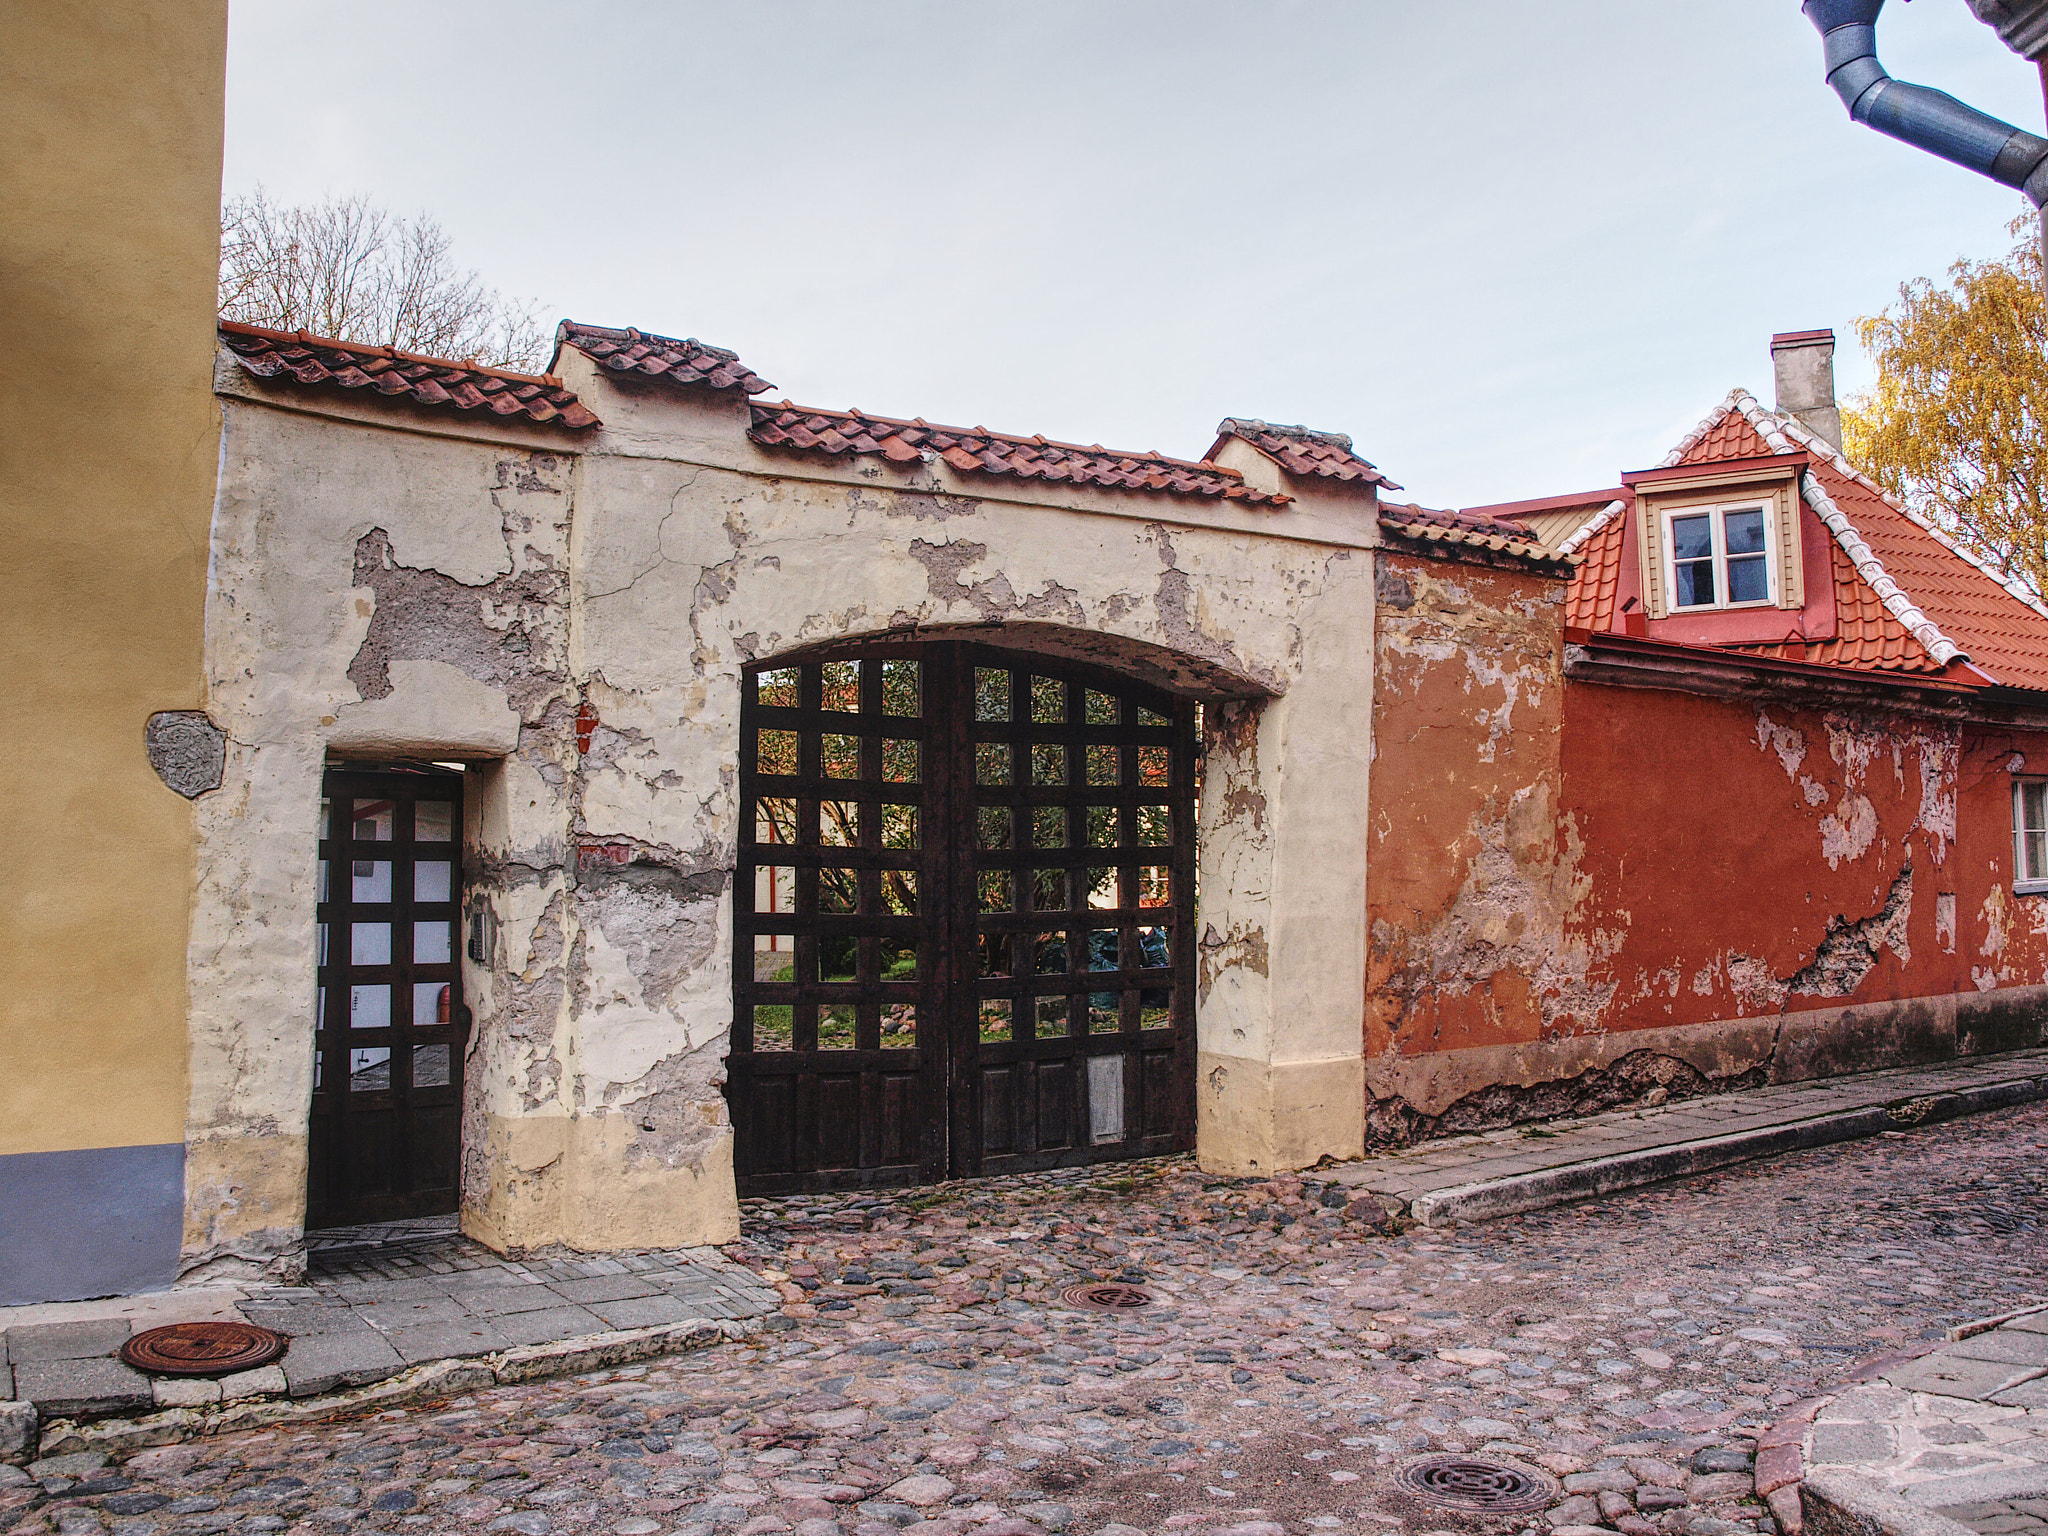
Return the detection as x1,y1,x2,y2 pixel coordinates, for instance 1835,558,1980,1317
1673,559,1715,608
350,1048,391,1089
414,800,454,842
1725,508,1767,555
1087,805,1119,847
881,871,917,916
1034,933,1068,974
821,934,857,982
1138,706,1170,728
754,867,795,915
979,933,1013,977
751,1004,793,1050
350,984,390,1030
1088,995,1120,1034
975,668,1011,721
820,801,859,847
414,1045,450,1088
2025,782,2047,834
318,858,329,901
1032,744,1066,785
755,667,800,708
977,804,1013,849
881,941,918,982
881,659,919,717
1671,513,1713,561
1087,931,1119,972
884,1000,918,1043
752,940,797,983
1087,745,1120,786
1139,865,1170,905
755,796,797,844
1031,677,1066,723
818,870,858,913
820,660,860,713
1138,746,1171,786
414,920,453,964
975,743,1010,786
352,861,392,903
822,734,861,778
350,923,392,966
317,923,329,966
1136,804,1171,846
414,981,450,1026
1032,869,1067,911
882,738,920,783
979,871,1014,913
1085,690,1119,725
1084,866,1117,908
757,729,798,775
352,800,395,841
979,999,1012,1043
2030,830,2048,883
1032,806,1067,848
1035,997,1070,1037
1727,554,1768,604
415,861,453,902
881,804,918,850
819,1005,857,1050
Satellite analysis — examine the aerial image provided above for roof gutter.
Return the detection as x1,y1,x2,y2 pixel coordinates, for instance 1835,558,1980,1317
1804,0,2048,209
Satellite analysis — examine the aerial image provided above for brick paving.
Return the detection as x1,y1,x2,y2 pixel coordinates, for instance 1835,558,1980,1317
3,1104,2044,1536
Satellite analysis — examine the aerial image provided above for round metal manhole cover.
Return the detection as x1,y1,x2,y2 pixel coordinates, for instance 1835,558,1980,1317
120,1321,288,1377
1395,1454,1559,1513
1060,1281,1153,1312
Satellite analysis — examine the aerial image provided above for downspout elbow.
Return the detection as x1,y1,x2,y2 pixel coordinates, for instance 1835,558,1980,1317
1804,0,2048,205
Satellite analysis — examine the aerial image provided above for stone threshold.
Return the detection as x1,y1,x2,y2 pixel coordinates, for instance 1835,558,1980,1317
11,1314,762,1468
1334,1047,2048,1226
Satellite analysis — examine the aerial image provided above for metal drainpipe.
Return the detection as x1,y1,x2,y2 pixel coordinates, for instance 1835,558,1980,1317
1804,0,2048,262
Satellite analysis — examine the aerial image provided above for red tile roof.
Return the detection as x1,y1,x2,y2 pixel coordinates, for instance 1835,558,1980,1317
1208,419,1399,490
1557,390,2048,691
749,403,1289,506
1564,511,1625,631
556,322,772,396
219,321,600,429
1377,501,1574,573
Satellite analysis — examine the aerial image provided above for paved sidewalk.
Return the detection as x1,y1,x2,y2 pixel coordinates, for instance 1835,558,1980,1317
1802,1308,2048,1536
1333,1048,2048,1225
0,1218,777,1432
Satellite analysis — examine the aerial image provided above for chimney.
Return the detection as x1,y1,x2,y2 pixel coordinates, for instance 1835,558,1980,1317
1771,329,1842,452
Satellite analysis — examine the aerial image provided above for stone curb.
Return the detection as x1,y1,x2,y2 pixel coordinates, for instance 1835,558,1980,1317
1405,1071,2048,1226
1801,1468,1983,1536
24,1315,760,1461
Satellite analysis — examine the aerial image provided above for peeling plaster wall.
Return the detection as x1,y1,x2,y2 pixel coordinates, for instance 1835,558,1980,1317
1363,653,2048,1145
1363,551,1579,1143
191,358,1392,1269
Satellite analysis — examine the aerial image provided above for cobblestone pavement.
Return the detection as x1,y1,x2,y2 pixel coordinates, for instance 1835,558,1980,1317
5,1105,2045,1536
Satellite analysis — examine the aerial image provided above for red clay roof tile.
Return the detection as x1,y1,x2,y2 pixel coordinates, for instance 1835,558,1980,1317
1208,418,1399,490
219,321,600,429
1676,410,1777,466
749,404,1289,506
556,321,772,396
1564,512,1625,631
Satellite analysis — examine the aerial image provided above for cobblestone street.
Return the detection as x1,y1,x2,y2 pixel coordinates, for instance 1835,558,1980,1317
6,1105,2045,1536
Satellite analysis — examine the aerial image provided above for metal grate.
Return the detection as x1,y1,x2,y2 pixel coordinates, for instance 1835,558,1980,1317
121,1322,289,1378
1396,1454,1559,1513
1061,1281,1153,1311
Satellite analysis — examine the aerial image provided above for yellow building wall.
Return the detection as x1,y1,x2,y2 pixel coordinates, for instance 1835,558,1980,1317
0,0,227,1301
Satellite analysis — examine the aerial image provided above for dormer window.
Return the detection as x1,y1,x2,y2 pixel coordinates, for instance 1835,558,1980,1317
1668,502,1774,610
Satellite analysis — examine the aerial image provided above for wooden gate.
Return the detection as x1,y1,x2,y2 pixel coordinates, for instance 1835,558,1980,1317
728,640,1197,1194
308,767,467,1227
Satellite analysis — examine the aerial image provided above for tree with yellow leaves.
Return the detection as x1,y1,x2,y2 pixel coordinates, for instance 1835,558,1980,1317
1844,214,2048,599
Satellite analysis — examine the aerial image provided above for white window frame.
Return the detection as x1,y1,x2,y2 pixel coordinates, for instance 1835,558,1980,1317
2014,777,2048,893
1661,500,1778,613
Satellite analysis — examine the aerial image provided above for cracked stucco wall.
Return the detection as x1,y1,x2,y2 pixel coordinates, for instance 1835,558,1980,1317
1364,655,2048,1147
189,351,1394,1270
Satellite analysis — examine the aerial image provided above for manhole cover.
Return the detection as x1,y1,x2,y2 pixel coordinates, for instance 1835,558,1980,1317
1060,1281,1153,1311
121,1321,288,1377
1395,1454,1558,1513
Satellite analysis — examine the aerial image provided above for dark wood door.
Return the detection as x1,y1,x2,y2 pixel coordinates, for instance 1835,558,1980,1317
729,642,1197,1195
308,767,467,1227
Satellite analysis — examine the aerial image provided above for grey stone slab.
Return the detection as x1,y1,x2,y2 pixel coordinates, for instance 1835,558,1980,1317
280,1329,405,1397
1812,1422,1899,1466
2001,1313,2048,1337
382,1319,513,1363
5,1317,133,1362
586,1294,692,1330
438,1266,529,1292
485,1305,607,1347
1915,1466,2048,1509
238,1302,377,1337
12,1355,152,1415
315,1277,450,1305
1991,1381,2048,1409
1954,1332,2048,1368
353,1296,474,1331
458,1282,569,1317
1884,1354,2046,1401
551,1275,661,1304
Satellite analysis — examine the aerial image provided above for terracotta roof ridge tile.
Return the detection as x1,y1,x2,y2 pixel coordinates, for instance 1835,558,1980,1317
218,318,599,430
1209,416,1400,491
556,319,772,396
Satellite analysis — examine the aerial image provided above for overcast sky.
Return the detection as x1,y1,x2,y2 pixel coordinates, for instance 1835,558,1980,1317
225,1,2042,507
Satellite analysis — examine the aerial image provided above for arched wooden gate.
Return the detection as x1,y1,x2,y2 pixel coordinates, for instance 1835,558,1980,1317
727,639,1198,1193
